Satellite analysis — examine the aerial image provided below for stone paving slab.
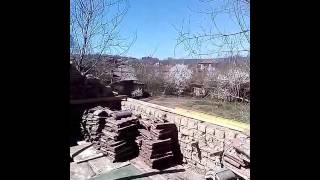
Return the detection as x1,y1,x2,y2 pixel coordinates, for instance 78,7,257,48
70,143,92,158
70,162,96,180
130,158,204,180
88,156,130,175
73,146,104,163
90,164,151,180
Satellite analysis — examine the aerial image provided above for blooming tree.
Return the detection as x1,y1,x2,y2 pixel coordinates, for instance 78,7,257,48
215,67,249,101
167,64,193,95
131,88,143,98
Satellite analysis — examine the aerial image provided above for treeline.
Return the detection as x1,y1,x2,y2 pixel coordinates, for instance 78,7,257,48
70,54,250,102
131,57,250,102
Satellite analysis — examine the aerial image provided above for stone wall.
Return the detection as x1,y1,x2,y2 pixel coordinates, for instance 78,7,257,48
121,98,250,175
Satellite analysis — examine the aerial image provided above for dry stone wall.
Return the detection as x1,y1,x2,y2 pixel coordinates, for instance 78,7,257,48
122,98,250,175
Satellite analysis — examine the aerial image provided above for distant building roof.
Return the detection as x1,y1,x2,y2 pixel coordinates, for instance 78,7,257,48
190,83,204,88
198,59,216,64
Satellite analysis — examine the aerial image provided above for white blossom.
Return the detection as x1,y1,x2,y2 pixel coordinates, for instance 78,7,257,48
131,88,143,97
167,64,193,95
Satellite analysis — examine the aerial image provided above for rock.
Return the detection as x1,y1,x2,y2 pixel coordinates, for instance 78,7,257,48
197,122,207,133
187,119,197,129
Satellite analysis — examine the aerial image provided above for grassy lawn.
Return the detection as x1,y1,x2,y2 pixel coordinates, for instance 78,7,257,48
144,96,250,123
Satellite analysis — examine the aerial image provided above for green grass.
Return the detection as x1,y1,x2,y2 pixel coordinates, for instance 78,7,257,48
146,96,250,124
182,99,250,123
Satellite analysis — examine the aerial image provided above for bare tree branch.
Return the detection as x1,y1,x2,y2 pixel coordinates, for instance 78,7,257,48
174,0,250,58
70,0,134,74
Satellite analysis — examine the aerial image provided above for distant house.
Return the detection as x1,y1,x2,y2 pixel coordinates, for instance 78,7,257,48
197,59,216,71
141,56,160,65
190,83,206,97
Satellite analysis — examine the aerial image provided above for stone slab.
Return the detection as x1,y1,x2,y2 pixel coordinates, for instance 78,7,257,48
88,156,130,175
70,162,95,180
70,143,93,158
73,146,104,163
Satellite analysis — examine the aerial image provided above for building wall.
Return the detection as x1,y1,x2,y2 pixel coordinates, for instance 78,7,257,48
121,98,250,175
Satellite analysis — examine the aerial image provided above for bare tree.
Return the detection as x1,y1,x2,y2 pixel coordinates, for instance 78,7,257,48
70,0,135,74
174,0,250,58
132,61,166,95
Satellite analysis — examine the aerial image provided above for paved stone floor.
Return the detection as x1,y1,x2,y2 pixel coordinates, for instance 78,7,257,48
70,142,204,180
90,164,151,180
70,156,203,180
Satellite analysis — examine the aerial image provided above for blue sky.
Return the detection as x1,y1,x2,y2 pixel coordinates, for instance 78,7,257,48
71,0,249,59
118,0,194,59
118,0,248,59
